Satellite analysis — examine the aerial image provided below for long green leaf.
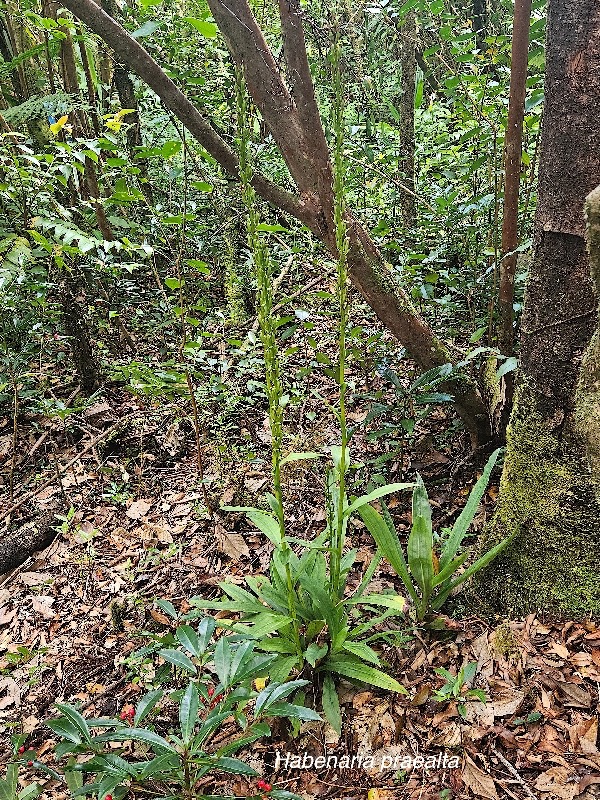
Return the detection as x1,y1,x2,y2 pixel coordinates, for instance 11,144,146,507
322,674,342,735
246,511,281,545
442,536,510,595
345,593,406,613
159,649,196,674
179,682,200,743
345,483,414,517
255,680,309,715
93,728,177,754
0,765,18,800
358,504,418,604
341,641,380,665
407,476,434,610
432,551,469,587
176,625,202,658
54,703,92,743
212,757,258,775
134,689,163,727
196,616,216,653
325,655,407,693
440,448,501,570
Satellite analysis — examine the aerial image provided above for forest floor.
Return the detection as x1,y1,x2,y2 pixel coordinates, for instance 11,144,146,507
1,282,599,800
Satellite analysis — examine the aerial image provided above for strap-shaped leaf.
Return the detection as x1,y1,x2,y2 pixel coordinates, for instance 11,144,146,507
345,482,414,517
54,703,92,743
432,552,469,587
440,448,501,570
212,757,259,775
0,765,18,800
196,616,216,653
93,727,177,754
407,476,434,609
18,783,42,800
345,593,406,614
341,640,380,665
325,655,407,693
46,717,83,744
266,702,322,720
322,674,342,735
358,504,418,604
176,625,202,657
255,679,309,715
439,536,511,598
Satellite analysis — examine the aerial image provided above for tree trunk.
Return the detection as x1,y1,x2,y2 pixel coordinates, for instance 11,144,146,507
472,0,487,51
475,0,600,617
58,0,493,446
397,10,417,229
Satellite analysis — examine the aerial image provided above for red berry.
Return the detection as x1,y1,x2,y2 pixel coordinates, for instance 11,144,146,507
207,686,214,697
27,761,33,767
263,783,272,793
105,795,113,800
18,746,25,754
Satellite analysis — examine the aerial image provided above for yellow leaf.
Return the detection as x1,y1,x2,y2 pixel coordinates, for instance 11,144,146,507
368,790,381,800
49,115,69,135
254,677,267,691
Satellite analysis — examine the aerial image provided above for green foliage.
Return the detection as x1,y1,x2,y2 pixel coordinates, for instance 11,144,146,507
358,449,509,621
433,662,487,717
0,764,40,800
28,617,305,800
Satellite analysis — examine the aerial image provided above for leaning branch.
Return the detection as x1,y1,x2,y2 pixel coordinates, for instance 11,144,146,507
59,0,311,225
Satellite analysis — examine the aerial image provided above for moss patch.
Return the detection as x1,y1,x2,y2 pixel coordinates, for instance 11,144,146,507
471,384,600,618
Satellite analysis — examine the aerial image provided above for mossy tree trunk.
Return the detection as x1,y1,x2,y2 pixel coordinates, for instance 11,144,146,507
476,0,600,616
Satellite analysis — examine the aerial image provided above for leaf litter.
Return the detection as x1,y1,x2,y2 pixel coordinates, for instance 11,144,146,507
1,377,599,800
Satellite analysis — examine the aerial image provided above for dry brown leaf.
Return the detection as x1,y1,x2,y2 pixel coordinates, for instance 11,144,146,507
534,766,578,800
125,498,152,520
155,527,174,544
85,682,106,695
550,642,570,659
411,685,431,706
0,676,21,709
20,572,51,587
490,689,525,718
172,504,192,518
558,682,592,708
578,775,600,794
579,718,598,755
216,530,250,560
0,606,16,625
149,609,172,626
31,595,56,619
352,691,374,709
462,754,498,799
431,721,462,747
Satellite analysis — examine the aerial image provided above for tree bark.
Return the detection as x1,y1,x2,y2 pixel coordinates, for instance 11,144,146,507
474,0,600,617
58,0,492,445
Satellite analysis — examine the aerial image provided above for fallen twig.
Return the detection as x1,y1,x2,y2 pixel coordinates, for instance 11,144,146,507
492,747,539,800
1,411,143,525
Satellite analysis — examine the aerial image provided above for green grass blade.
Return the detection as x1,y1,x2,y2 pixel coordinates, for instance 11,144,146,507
357,503,418,605
440,448,501,570
407,476,434,609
